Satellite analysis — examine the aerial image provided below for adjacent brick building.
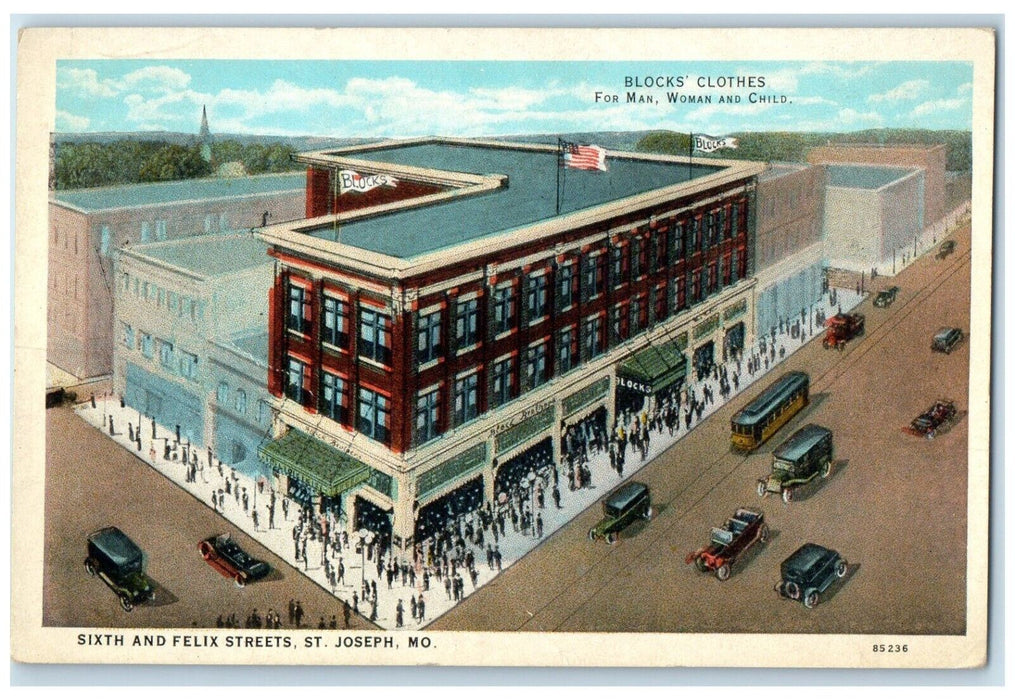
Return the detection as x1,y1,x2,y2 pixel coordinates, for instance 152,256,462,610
49,173,306,379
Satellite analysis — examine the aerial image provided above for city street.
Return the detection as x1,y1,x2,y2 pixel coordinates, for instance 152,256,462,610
43,223,971,635
431,222,972,634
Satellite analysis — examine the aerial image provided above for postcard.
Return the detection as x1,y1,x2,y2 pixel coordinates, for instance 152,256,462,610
13,25,994,668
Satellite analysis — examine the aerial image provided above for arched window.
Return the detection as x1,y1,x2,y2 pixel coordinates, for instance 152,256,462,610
217,382,229,404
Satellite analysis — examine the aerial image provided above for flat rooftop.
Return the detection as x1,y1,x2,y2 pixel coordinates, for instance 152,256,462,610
826,164,918,190
758,162,814,182
52,172,306,213
125,232,270,279
225,330,269,367
300,141,724,259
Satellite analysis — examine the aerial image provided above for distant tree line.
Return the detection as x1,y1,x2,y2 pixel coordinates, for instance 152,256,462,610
635,129,972,172
53,139,300,190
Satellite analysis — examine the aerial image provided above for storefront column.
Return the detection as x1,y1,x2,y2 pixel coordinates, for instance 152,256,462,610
483,436,497,505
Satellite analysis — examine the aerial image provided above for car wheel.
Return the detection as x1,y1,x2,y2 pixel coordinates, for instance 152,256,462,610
588,528,596,541
759,524,770,543
782,488,793,504
694,557,708,573
784,581,800,600
643,506,653,520
119,594,133,613
84,559,96,577
715,564,731,582
757,481,768,498
199,541,213,559
234,574,246,588
803,591,819,609
606,532,617,545
821,460,832,478
836,560,848,578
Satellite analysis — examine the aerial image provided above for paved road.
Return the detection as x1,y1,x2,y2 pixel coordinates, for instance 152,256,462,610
43,225,971,635
430,224,971,634
43,406,374,631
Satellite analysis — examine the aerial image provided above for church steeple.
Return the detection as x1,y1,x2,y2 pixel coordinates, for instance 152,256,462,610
198,105,213,163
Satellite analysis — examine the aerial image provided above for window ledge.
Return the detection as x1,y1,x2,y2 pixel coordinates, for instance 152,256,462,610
358,356,393,372
456,343,481,356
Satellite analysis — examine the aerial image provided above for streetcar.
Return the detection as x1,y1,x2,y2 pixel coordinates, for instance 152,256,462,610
730,371,810,452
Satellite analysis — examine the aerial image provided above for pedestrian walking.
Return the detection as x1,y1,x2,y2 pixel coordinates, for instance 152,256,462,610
343,599,351,628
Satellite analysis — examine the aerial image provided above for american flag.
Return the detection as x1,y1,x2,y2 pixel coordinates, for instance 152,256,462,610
560,141,608,171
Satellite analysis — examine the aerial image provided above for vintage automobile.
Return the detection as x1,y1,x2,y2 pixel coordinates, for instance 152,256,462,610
931,327,964,354
198,533,271,587
686,507,768,581
904,399,958,439
776,542,848,608
84,526,155,612
588,481,652,544
873,286,901,308
822,312,865,349
936,240,956,259
758,424,834,503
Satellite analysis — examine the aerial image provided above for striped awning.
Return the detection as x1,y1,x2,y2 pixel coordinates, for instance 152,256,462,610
617,341,687,395
258,429,370,497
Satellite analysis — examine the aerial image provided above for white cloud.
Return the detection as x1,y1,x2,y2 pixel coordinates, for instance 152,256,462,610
868,79,929,103
910,97,968,118
119,66,191,94
957,82,973,94
836,108,884,125
799,62,876,80
56,67,119,98
55,109,90,131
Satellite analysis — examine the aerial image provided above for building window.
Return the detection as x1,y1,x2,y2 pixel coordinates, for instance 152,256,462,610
168,291,178,312
582,255,604,299
691,217,701,252
416,309,442,364
204,215,214,234
217,381,229,404
612,303,630,342
654,283,668,319
731,203,740,237
219,212,228,230
731,248,740,284
493,286,516,335
455,299,479,349
287,283,310,335
655,231,669,270
490,358,514,408
158,340,174,370
234,389,247,415
610,246,625,288
557,262,575,311
120,323,134,349
674,277,687,312
359,308,392,366
557,325,577,374
526,274,548,321
453,373,479,426
100,225,111,256
286,357,307,403
155,220,167,241
632,295,648,333
583,315,604,359
320,371,347,424
526,343,548,389
414,386,441,445
632,239,648,279
357,388,390,444
179,351,198,380
708,262,719,295
322,295,349,348
672,222,685,261
140,222,151,243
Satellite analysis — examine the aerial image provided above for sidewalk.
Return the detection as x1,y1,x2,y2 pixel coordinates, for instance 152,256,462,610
75,287,862,631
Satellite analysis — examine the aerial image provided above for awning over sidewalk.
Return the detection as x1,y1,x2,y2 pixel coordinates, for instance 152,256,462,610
258,429,371,497
617,341,687,395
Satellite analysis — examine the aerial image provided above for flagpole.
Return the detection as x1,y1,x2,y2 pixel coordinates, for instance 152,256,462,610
688,132,693,179
556,138,562,216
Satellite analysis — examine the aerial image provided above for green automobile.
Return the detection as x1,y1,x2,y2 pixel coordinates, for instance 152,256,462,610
588,481,652,544
758,424,834,504
85,526,155,612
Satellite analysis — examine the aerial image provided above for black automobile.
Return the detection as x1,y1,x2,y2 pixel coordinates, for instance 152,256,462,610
776,543,848,608
931,327,964,354
936,240,956,259
588,481,652,544
873,286,900,308
199,533,271,587
85,526,155,612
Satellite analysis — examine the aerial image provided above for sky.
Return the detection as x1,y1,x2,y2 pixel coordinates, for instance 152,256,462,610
55,60,974,138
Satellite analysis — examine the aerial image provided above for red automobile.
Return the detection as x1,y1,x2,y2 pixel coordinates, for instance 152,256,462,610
198,533,270,587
